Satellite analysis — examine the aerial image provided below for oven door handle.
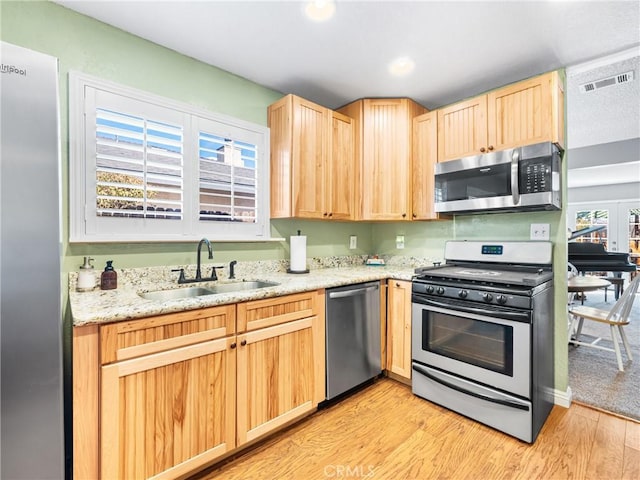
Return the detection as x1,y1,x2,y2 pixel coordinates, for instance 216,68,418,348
412,296,531,322
412,364,530,411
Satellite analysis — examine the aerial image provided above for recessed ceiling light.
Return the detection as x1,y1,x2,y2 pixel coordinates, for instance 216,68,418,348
388,56,416,77
305,1,336,22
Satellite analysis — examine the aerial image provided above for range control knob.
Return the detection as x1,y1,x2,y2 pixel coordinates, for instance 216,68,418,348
458,290,468,299
497,295,508,305
482,293,493,302
436,287,445,295
426,286,434,294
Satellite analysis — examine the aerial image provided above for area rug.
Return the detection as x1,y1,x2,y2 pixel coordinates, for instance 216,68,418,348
568,288,640,421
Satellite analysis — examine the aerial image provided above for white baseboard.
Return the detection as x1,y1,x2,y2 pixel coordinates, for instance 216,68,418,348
554,386,573,408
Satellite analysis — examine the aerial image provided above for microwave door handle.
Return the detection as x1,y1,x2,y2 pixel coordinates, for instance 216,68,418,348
511,149,520,205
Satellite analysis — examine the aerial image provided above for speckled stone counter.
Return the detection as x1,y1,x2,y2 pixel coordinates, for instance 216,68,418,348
70,255,438,326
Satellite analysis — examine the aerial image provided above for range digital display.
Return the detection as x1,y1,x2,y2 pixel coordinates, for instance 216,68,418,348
481,245,503,255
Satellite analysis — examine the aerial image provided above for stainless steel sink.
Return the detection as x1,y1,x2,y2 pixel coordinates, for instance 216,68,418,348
139,286,216,301
208,280,279,294
139,280,280,302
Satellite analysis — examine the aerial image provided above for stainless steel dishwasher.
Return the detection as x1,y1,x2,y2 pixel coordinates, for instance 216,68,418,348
325,281,381,400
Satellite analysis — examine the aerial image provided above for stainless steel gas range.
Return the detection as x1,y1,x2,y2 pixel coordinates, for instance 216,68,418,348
411,241,555,443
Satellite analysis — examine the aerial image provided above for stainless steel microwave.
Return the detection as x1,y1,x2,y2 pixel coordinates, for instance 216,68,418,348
434,141,562,215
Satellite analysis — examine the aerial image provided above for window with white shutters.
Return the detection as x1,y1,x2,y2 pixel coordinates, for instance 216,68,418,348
69,72,270,242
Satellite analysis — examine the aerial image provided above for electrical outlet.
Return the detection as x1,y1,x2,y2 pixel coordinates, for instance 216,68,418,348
396,235,405,249
349,235,357,249
530,223,550,241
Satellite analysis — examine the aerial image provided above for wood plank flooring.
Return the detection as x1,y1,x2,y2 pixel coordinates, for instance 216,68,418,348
192,378,640,480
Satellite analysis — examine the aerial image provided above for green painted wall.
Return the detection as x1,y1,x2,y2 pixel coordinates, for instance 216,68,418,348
1,1,569,393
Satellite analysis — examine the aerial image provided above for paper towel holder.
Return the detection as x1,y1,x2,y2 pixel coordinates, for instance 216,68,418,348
288,230,309,274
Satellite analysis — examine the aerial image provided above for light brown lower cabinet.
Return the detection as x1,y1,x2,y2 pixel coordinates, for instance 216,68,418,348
236,291,326,445
101,336,237,479
73,291,325,480
386,280,413,383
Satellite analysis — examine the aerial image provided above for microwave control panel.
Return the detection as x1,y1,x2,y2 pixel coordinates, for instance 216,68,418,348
520,159,551,193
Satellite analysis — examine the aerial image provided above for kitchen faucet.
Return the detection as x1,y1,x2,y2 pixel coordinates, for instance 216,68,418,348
195,237,213,280
172,237,220,284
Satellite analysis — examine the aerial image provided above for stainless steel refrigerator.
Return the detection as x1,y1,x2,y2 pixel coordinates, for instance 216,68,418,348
1,41,65,478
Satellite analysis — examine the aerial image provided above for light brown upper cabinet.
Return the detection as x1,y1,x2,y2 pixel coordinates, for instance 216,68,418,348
412,111,439,220
338,98,428,221
268,94,354,220
437,71,565,162
328,111,356,220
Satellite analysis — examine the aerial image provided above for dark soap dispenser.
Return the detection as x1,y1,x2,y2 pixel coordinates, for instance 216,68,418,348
100,260,117,290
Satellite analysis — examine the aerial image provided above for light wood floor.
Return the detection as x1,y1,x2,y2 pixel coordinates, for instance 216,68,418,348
194,378,640,480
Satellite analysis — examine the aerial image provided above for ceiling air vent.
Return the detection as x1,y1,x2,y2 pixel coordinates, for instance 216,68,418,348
580,70,634,93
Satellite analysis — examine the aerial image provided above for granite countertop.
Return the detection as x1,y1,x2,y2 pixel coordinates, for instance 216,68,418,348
70,259,424,326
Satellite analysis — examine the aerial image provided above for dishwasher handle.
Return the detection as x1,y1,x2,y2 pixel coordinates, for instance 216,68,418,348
328,284,378,299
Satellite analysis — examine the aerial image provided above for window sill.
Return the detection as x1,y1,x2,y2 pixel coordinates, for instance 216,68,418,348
68,236,286,244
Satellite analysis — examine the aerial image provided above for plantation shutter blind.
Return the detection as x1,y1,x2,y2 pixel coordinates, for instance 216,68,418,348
95,108,183,218
85,88,187,237
198,132,258,223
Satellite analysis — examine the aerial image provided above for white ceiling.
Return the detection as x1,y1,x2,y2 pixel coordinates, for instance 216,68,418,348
54,0,640,110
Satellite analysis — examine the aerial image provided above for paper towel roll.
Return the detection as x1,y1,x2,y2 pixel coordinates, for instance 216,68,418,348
290,235,307,272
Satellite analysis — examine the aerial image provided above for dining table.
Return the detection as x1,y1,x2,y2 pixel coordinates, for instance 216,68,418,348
568,275,612,304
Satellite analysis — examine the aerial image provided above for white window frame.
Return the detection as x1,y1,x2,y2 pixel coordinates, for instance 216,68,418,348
69,71,270,243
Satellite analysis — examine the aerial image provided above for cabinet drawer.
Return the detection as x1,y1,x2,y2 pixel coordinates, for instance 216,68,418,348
100,305,236,364
237,291,318,332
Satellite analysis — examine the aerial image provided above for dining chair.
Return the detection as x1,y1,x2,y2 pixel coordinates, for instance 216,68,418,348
568,275,639,371
567,262,579,305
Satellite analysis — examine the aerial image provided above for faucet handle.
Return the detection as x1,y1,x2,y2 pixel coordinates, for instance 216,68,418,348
209,266,224,281
171,268,186,284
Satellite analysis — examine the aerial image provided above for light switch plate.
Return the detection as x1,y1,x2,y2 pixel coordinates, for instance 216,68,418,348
530,223,550,240
349,235,357,249
396,235,405,249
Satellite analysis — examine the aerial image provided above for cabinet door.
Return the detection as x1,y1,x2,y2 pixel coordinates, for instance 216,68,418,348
386,280,412,381
487,72,560,152
268,95,294,218
327,110,354,220
101,337,236,480
412,111,438,220
236,317,318,445
291,96,328,219
362,99,412,221
437,96,488,162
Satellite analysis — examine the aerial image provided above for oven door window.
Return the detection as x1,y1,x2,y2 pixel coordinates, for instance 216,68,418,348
422,310,513,376
436,162,511,202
